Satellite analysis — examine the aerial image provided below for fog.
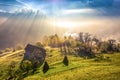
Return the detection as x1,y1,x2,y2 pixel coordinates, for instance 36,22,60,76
0,15,120,49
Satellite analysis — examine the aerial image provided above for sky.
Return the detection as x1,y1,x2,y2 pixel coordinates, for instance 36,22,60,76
0,0,120,49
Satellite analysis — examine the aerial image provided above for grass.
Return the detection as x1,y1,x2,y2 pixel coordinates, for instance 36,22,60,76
0,48,120,80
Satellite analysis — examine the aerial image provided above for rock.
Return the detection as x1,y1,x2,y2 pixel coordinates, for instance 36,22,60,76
22,44,46,67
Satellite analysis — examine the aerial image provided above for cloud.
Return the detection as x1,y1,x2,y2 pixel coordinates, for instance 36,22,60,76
0,9,7,13
0,0,120,17
0,0,120,49
16,0,31,8
61,8,95,15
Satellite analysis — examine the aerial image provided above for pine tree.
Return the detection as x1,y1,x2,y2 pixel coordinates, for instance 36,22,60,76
63,56,69,66
43,61,49,73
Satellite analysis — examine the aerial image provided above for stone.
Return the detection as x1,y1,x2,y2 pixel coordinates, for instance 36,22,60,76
22,44,46,67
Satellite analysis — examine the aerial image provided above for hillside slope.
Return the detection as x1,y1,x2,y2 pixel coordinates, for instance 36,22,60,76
0,49,120,80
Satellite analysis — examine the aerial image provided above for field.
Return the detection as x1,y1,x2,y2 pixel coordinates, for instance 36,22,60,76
0,48,120,80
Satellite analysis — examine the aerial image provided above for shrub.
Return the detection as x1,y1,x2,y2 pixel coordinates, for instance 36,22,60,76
0,50,3,54
6,61,17,80
13,48,16,52
35,42,44,48
5,48,12,52
32,61,40,73
43,61,49,73
16,44,24,50
20,60,32,74
94,55,111,62
63,56,69,66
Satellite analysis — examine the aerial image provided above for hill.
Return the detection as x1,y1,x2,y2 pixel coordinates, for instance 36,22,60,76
0,48,120,80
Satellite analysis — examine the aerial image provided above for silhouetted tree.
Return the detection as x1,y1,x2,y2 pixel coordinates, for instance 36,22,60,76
58,42,63,52
84,33,90,43
79,32,84,43
117,43,120,52
43,61,49,73
107,39,116,53
100,41,108,53
63,56,69,66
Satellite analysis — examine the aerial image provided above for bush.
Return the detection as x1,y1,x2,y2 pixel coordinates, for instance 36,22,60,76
13,48,16,52
35,42,44,48
20,60,32,74
16,44,24,50
43,61,49,73
0,50,3,54
32,61,40,73
5,48,12,52
94,55,111,62
6,61,17,80
63,56,69,66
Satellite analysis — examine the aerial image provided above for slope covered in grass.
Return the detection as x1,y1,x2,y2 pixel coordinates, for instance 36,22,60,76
0,48,120,80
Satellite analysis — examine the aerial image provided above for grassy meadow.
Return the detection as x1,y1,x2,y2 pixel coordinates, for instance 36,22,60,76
0,48,120,80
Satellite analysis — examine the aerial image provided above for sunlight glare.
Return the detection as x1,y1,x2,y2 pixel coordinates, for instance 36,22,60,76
52,20,92,29
55,21,77,28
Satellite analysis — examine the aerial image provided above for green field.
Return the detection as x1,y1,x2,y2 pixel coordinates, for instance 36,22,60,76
0,48,120,80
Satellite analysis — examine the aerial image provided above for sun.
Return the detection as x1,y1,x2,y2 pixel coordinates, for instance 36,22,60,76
48,19,93,29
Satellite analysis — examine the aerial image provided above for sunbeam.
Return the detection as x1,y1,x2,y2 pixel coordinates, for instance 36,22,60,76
0,0,120,49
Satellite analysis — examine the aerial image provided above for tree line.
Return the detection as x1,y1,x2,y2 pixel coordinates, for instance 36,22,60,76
41,32,120,57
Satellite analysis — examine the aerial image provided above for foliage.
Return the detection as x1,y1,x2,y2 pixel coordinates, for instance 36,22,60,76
32,60,40,73
0,33,120,80
5,48,12,52
0,50,3,54
43,61,49,73
20,60,32,74
63,56,69,66
0,49,120,80
94,54,111,62
16,44,24,50
35,42,44,48
5,61,18,80
42,34,61,48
